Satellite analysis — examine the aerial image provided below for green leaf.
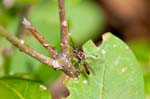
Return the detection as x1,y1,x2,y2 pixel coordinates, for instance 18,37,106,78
0,78,51,99
145,75,150,99
0,54,5,77
65,33,144,99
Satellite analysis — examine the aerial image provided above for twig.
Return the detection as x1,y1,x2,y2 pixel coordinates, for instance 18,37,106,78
16,4,32,38
0,26,54,67
58,0,70,54
22,18,58,58
57,0,80,77
0,26,80,78
0,0,81,78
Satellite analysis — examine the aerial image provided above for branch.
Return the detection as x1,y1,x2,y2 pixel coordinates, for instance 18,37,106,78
22,18,58,58
57,0,80,77
0,0,81,78
0,26,80,78
0,26,54,67
58,0,70,54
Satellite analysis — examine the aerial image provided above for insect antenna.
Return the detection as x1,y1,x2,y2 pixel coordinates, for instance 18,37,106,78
69,35,76,50
67,20,76,50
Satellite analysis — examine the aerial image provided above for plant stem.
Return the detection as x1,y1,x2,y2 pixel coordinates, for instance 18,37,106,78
0,26,80,78
0,0,81,78
58,0,70,54
22,18,58,58
0,26,54,67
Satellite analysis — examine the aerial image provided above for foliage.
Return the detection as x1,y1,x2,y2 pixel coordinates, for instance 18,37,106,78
128,39,150,98
0,77,51,99
0,0,145,99
65,33,144,99
0,0,105,85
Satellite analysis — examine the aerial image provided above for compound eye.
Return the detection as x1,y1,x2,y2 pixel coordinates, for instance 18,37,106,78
73,48,78,53
73,49,77,53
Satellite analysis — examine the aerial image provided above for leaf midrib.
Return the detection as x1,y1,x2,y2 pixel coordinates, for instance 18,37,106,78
100,63,106,99
0,81,24,99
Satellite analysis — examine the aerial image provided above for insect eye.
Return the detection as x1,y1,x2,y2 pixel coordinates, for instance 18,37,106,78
73,48,78,53
73,49,77,53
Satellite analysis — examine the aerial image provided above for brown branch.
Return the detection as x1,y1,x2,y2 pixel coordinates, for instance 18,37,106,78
0,26,54,67
58,0,70,54
57,0,80,77
0,26,80,77
22,18,58,58
0,0,81,78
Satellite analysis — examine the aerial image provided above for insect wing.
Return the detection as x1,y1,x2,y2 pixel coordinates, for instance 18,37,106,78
82,59,95,75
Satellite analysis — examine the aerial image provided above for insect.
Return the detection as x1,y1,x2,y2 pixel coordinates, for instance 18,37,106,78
69,36,90,75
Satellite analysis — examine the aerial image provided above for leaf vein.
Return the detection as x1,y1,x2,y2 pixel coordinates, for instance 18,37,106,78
100,64,106,99
0,81,25,99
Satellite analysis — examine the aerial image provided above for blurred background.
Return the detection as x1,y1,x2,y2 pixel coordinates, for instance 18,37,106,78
0,0,149,99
